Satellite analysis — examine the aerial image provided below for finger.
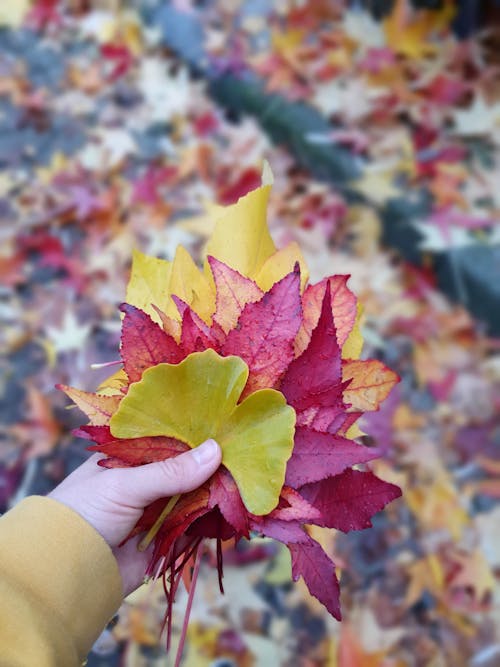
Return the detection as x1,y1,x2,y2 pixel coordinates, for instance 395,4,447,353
106,439,221,507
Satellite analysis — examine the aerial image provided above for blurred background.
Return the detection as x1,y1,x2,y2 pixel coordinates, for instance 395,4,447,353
1,1,499,665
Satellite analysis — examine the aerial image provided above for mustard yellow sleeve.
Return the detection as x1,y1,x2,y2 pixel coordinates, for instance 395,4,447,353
0,496,123,667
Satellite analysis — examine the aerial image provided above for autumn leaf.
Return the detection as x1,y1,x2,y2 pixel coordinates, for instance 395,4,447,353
288,537,341,620
205,185,276,279
222,266,302,396
254,242,309,292
57,385,121,426
342,359,400,412
281,282,342,413
208,256,263,334
268,486,320,523
300,469,402,532
126,249,172,326
120,303,183,383
208,467,250,537
79,425,190,466
109,349,296,515
295,275,357,356
168,245,215,324
285,427,379,487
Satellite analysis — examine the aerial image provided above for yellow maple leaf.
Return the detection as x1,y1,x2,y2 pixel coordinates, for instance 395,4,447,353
205,185,276,279
125,249,172,325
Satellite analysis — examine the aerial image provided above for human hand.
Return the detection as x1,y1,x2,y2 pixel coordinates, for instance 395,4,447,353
48,439,221,596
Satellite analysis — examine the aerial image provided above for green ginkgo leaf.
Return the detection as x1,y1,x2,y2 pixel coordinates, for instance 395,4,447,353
110,349,296,515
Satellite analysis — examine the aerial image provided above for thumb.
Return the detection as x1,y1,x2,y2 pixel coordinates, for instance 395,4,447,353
109,439,222,507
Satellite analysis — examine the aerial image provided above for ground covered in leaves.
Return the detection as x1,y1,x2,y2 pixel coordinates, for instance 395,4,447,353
1,1,499,666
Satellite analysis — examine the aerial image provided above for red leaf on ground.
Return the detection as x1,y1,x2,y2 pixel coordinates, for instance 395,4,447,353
209,467,250,537
295,275,357,355
285,427,380,487
120,303,183,382
281,282,343,412
300,469,402,532
222,265,302,395
288,537,341,620
208,256,263,334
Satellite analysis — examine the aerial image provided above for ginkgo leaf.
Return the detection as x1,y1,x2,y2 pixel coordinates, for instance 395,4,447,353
217,388,296,515
109,349,296,515
205,185,276,279
126,249,172,325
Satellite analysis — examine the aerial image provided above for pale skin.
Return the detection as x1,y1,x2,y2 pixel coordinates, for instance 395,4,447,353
48,438,221,596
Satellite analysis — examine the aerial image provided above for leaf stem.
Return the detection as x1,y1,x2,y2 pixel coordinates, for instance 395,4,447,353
174,542,202,667
138,494,181,552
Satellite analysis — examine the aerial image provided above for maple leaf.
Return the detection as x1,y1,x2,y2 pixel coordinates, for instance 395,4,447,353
57,386,121,426
109,349,296,515
208,256,263,334
205,184,276,279
288,536,341,620
120,303,183,383
281,282,342,412
285,427,379,487
300,469,402,532
342,359,400,412
295,275,357,356
208,467,250,537
222,266,302,396
79,425,189,466
268,486,320,523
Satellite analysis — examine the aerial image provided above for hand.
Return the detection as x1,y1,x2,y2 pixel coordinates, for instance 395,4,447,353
48,439,221,596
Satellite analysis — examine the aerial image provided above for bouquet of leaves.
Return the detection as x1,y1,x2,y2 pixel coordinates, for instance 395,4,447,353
60,173,401,654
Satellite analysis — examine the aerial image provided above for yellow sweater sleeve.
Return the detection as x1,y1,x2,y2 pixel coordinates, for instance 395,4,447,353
0,496,123,667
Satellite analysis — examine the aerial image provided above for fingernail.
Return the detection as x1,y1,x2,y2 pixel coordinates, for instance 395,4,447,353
193,439,219,465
